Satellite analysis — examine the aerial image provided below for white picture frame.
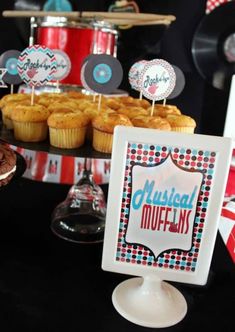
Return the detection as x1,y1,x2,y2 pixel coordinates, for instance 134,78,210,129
102,126,233,286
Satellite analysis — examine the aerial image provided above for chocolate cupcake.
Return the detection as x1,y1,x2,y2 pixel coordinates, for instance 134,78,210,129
0,145,17,187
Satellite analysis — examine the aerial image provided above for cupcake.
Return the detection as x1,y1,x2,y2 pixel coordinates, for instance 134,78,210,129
166,114,196,133
132,115,171,131
92,113,133,153
1,99,33,129
47,110,89,148
149,104,181,118
117,106,149,120
11,104,50,142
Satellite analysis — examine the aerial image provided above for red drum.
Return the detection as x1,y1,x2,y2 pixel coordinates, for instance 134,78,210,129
35,17,118,86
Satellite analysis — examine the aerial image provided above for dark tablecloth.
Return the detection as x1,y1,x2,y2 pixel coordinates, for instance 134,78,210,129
0,178,234,332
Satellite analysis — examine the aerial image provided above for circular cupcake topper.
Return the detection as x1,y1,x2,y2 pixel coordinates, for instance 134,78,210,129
140,59,176,101
128,60,148,91
52,49,71,81
80,60,96,94
167,65,185,100
0,50,23,85
82,54,123,94
17,44,57,87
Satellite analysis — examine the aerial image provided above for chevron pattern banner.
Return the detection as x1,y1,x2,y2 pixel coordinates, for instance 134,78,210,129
17,45,57,87
206,0,232,14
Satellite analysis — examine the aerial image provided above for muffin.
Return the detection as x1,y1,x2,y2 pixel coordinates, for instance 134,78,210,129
0,144,17,187
149,104,181,118
47,110,89,148
132,115,171,131
11,104,50,142
0,93,30,109
166,114,196,133
117,106,149,120
92,113,133,153
1,99,33,129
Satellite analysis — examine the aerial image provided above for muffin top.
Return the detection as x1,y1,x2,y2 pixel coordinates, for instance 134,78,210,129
11,104,50,122
47,101,79,113
152,104,181,117
92,113,133,133
166,114,196,128
47,111,89,129
117,106,149,119
0,93,31,109
132,115,171,131
2,99,33,118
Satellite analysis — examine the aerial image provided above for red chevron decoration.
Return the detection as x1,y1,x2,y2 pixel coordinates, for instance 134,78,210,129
206,0,232,14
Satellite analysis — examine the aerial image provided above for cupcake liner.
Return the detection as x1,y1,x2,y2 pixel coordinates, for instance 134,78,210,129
92,129,113,153
49,127,86,149
2,115,13,129
171,126,195,134
13,121,48,142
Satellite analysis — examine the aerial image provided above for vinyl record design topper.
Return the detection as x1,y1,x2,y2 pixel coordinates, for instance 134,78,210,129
82,54,123,94
0,50,23,85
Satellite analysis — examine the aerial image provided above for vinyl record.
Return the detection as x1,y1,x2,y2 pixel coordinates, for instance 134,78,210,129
192,2,235,90
83,54,123,94
0,50,22,85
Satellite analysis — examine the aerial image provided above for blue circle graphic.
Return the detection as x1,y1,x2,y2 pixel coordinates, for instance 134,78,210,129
93,63,112,84
6,57,18,75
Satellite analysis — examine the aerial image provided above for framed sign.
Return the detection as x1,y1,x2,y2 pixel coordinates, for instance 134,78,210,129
102,126,232,327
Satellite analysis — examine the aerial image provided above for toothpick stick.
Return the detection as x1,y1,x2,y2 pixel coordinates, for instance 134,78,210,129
163,98,166,106
93,94,96,102
98,94,102,112
56,80,60,93
139,90,143,100
10,84,14,94
31,86,35,106
150,99,155,116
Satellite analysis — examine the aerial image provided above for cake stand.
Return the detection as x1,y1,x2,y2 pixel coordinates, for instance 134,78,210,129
0,123,111,243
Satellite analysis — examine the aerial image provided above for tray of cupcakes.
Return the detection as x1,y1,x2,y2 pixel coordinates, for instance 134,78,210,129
0,90,196,158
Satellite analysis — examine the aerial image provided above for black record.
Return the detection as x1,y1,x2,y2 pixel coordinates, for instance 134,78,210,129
0,50,23,85
83,54,123,94
192,1,235,90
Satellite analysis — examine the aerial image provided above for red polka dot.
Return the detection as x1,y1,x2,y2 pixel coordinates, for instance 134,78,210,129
191,162,196,167
131,155,135,160
179,160,184,165
164,264,169,268
185,155,190,160
173,154,178,159
186,267,191,271
137,150,142,155
206,180,211,185
143,157,147,161
210,157,215,163
198,156,203,161
175,265,179,270
149,151,154,156
203,163,208,168
161,153,167,158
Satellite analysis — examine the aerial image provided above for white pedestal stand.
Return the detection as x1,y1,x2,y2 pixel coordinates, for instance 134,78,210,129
112,275,187,328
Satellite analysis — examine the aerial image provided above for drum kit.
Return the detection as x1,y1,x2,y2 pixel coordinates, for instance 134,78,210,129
1,9,176,244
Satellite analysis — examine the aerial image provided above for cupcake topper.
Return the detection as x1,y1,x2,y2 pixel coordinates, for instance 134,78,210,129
17,44,57,105
167,65,185,100
128,60,148,99
140,59,176,115
52,49,71,91
81,54,123,111
0,50,23,93
0,68,7,89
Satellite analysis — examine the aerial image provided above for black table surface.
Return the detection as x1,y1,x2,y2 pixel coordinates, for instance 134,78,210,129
0,177,234,332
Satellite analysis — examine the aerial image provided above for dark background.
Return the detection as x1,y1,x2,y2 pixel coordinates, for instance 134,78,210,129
0,0,231,135
0,2,234,331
